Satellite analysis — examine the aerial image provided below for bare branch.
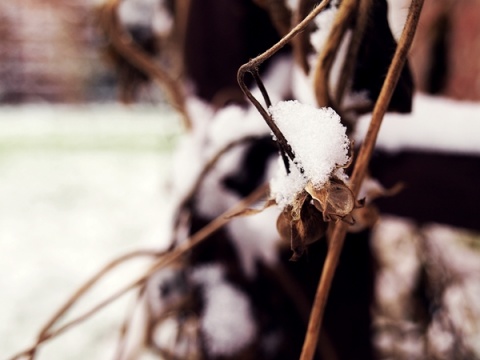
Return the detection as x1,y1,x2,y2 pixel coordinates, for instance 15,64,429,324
299,1,425,359
334,0,372,106
99,0,192,130
312,0,358,107
8,183,268,360
237,0,332,165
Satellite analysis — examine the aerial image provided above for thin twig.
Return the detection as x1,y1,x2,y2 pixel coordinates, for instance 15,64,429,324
252,68,273,108
299,1,424,359
334,0,372,106
312,0,358,107
174,135,265,223
16,250,162,360
237,0,332,164
112,286,147,360
174,0,191,76
292,0,313,73
99,0,192,130
9,184,268,360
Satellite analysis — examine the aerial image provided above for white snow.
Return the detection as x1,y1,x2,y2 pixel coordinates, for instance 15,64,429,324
118,0,173,36
292,64,317,106
291,2,341,107
0,104,180,360
250,55,294,107
386,0,411,41
290,1,358,107
427,314,455,357
191,265,257,357
194,151,243,219
270,156,307,208
226,203,282,277
443,279,480,356
285,0,299,12
371,216,421,319
309,1,339,55
269,100,350,208
354,93,480,155
171,98,282,276
206,104,271,158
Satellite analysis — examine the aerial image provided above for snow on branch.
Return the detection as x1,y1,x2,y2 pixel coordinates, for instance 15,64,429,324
269,100,350,208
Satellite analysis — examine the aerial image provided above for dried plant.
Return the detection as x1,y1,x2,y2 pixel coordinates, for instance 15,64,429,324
9,0,428,359
97,0,191,129
235,0,424,358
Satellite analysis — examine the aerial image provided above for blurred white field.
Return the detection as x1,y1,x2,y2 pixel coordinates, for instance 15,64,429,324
0,105,181,359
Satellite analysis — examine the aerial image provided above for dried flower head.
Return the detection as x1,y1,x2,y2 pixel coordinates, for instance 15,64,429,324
266,100,364,258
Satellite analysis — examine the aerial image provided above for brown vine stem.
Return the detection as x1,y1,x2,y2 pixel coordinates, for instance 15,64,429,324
299,0,424,359
177,135,263,209
292,0,312,73
334,0,372,106
112,285,146,360
312,0,358,107
12,250,162,360
237,0,331,164
9,183,268,360
100,0,192,130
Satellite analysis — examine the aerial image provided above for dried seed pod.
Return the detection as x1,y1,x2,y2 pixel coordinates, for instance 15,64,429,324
305,178,357,222
277,198,328,261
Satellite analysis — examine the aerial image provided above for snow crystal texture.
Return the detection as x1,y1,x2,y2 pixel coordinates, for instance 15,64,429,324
269,100,350,208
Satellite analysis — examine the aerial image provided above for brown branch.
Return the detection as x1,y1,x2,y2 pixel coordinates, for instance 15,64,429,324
9,249,162,360
99,0,192,130
174,0,191,73
299,1,425,359
112,285,146,360
237,0,332,164
292,0,314,73
334,0,372,107
312,0,358,107
9,184,268,360
174,135,265,224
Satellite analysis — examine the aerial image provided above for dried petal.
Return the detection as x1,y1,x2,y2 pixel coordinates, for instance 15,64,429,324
277,200,328,261
306,178,356,221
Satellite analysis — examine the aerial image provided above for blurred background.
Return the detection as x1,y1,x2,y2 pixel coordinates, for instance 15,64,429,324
1,0,480,359
0,0,181,358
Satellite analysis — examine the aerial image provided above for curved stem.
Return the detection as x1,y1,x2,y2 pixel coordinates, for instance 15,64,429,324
100,0,191,130
237,0,332,164
8,184,268,360
334,0,372,106
312,0,358,107
299,1,424,359
292,0,313,73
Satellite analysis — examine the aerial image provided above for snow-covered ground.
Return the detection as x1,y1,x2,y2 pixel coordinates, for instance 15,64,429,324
0,104,181,359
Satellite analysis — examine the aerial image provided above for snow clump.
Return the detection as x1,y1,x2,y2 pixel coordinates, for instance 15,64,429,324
192,265,257,357
269,100,350,208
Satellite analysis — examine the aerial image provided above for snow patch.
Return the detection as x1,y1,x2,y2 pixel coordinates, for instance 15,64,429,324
206,105,270,158
270,157,307,208
354,94,480,155
309,1,340,54
118,0,173,36
191,265,257,357
269,100,350,208
227,203,281,277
